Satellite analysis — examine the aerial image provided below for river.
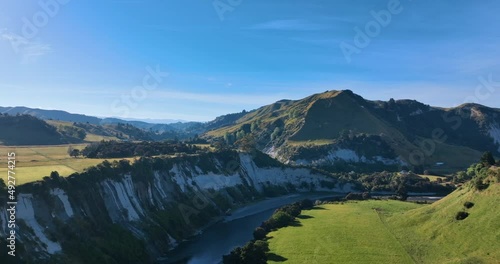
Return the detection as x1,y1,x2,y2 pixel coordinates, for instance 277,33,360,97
164,193,341,264
164,193,444,264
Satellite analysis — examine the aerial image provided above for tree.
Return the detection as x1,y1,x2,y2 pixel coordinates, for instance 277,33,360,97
224,132,235,145
250,122,258,132
480,151,495,166
67,145,74,156
50,171,60,181
396,184,408,201
240,241,267,264
0,178,6,190
237,135,256,152
70,149,80,158
223,241,268,264
300,199,314,210
253,227,267,240
270,211,294,228
236,130,245,140
223,247,242,264
388,98,396,109
253,240,270,254
271,127,281,140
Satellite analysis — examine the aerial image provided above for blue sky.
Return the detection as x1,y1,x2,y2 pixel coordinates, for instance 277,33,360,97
0,0,499,122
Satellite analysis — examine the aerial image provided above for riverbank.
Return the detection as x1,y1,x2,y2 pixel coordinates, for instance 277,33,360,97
224,192,347,222
164,192,347,264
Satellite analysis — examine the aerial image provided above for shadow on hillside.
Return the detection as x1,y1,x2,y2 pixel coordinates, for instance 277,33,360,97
289,220,303,227
297,215,314,220
311,206,327,210
267,253,288,262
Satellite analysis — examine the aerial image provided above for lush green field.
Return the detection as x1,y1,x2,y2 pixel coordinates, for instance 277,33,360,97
267,200,422,264
267,183,500,264
0,144,133,185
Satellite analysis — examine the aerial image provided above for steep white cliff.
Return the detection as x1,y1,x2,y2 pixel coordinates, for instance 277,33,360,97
0,152,351,260
294,148,404,166
17,194,62,254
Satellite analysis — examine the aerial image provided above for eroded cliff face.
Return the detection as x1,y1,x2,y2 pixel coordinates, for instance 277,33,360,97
0,151,351,263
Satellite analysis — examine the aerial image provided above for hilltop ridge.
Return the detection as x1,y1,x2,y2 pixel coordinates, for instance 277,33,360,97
206,90,500,173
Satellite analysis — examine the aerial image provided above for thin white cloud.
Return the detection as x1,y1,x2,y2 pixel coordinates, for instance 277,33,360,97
247,19,328,31
1,30,52,63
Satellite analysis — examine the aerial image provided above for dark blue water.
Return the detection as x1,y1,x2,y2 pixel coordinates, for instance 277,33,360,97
165,193,340,264
167,208,275,264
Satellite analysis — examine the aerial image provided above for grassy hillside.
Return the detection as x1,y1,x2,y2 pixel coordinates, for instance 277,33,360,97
0,115,156,146
266,173,499,263
0,114,66,145
290,91,387,141
205,90,499,173
387,176,500,263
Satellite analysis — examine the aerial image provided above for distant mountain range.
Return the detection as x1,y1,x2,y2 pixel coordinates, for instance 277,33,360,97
0,106,189,128
1,90,499,173
0,106,205,137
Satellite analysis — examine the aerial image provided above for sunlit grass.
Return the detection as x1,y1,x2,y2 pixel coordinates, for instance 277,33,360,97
267,184,500,264
0,144,134,185
267,200,421,264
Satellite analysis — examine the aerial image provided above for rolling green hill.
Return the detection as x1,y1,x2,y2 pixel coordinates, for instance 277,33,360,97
206,90,500,173
266,168,500,264
0,114,66,145
0,114,190,146
387,168,500,263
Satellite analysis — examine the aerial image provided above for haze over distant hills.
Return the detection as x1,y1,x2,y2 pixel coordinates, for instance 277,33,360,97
0,107,186,125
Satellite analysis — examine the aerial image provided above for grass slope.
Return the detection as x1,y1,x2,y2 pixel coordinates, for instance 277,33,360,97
387,182,500,264
206,90,489,173
290,91,387,141
267,182,499,264
267,200,422,264
0,115,65,145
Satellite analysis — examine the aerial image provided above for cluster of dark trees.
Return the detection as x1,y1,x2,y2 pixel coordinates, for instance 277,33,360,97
223,199,314,264
222,240,270,264
337,170,454,195
81,141,201,158
58,125,87,140
454,152,499,190
454,152,498,183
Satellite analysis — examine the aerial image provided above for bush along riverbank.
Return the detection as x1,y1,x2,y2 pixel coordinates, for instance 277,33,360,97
222,199,314,264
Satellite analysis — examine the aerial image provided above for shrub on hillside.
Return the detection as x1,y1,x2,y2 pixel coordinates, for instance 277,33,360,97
464,202,475,209
480,151,496,166
455,211,469,221
473,177,489,191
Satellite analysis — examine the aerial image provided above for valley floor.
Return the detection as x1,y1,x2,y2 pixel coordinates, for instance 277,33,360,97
267,200,421,264
0,144,135,184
